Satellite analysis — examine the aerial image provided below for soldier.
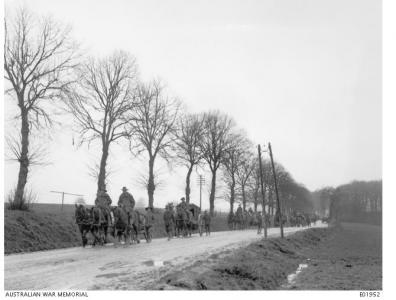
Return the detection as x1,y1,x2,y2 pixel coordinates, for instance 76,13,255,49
163,204,175,241
179,197,188,211
118,186,135,224
203,210,211,236
95,189,113,225
248,207,254,215
234,204,243,229
236,204,243,215
257,211,263,234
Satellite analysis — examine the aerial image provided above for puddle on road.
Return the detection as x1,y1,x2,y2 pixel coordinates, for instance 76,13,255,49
96,271,129,279
52,258,76,265
142,260,171,267
282,263,308,288
84,243,114,249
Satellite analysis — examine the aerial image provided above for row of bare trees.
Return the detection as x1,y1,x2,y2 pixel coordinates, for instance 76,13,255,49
4,7,313,216
222,142,314,218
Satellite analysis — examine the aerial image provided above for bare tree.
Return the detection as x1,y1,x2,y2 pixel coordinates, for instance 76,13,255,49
127,80,180,208
4,7,78,209
236,150,255,212
173,113,205,203
249,159,262,212
222,132,251,213
200,111,235,216
64,51,138,192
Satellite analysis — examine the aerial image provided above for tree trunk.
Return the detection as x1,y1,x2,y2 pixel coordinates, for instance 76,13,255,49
229,178,235,214
147,157,155,208
185,165,193,204
263,181,267,214
97,143,109,192
253,185,259,212
209,170,217,216
242,185,246,212
14,108,30,208
230,198,234,213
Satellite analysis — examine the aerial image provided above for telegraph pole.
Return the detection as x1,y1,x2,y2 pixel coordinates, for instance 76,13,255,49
196,175,205,211
50,191,84,210
258,144,268,238
268,142,284,238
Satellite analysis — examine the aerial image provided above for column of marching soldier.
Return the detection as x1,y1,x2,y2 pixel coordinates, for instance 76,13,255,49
93,187,212,242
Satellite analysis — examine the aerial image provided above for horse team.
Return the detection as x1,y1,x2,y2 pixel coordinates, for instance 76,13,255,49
74,187,319,248
171,199,211,239
74,191,211,247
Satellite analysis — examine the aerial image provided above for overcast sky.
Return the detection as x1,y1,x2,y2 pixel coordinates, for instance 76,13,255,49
4,0,382,210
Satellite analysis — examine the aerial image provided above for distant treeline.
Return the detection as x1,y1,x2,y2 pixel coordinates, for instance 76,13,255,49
312,180,382,225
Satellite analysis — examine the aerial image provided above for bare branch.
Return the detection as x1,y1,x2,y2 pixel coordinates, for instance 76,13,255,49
64,50,139,191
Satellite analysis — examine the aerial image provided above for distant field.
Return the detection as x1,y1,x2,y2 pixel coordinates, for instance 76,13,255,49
4,203,229,254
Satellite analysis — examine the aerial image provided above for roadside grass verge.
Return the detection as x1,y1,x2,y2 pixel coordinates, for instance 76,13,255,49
291,222,382,290
154,224,381,290
154,227,330,290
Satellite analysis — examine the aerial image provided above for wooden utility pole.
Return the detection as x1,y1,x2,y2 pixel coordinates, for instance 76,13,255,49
257,145,267,238
196,175,205,211
50,191,83,210
268,142,284,238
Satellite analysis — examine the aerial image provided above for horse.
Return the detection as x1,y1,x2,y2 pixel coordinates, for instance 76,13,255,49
304,213,312,227
129,210,148,243
263,213,272,228
297,214,307,227
111,206,131,245
311,214,318,225
198,213,205,236
248,211,257,228
91,206,111,245
242,211,249,229
164,204,176,240
203,213,211,236
186,209,200,237
234,210,244,230
227,212,235,230
75,204,94,247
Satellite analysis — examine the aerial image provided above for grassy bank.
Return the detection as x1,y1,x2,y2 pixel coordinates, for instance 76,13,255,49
154,227,330,290
290,222,382,290
4,203,229,254
5,206,81,254
153,223,382,290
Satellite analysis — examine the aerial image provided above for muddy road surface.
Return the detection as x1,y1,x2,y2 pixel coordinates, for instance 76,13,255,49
5,225,324,290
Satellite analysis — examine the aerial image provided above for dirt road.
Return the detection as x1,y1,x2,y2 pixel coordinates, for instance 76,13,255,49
4,225,324,290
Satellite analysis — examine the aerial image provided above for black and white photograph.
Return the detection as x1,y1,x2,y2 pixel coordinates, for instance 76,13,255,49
2,0,388,296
